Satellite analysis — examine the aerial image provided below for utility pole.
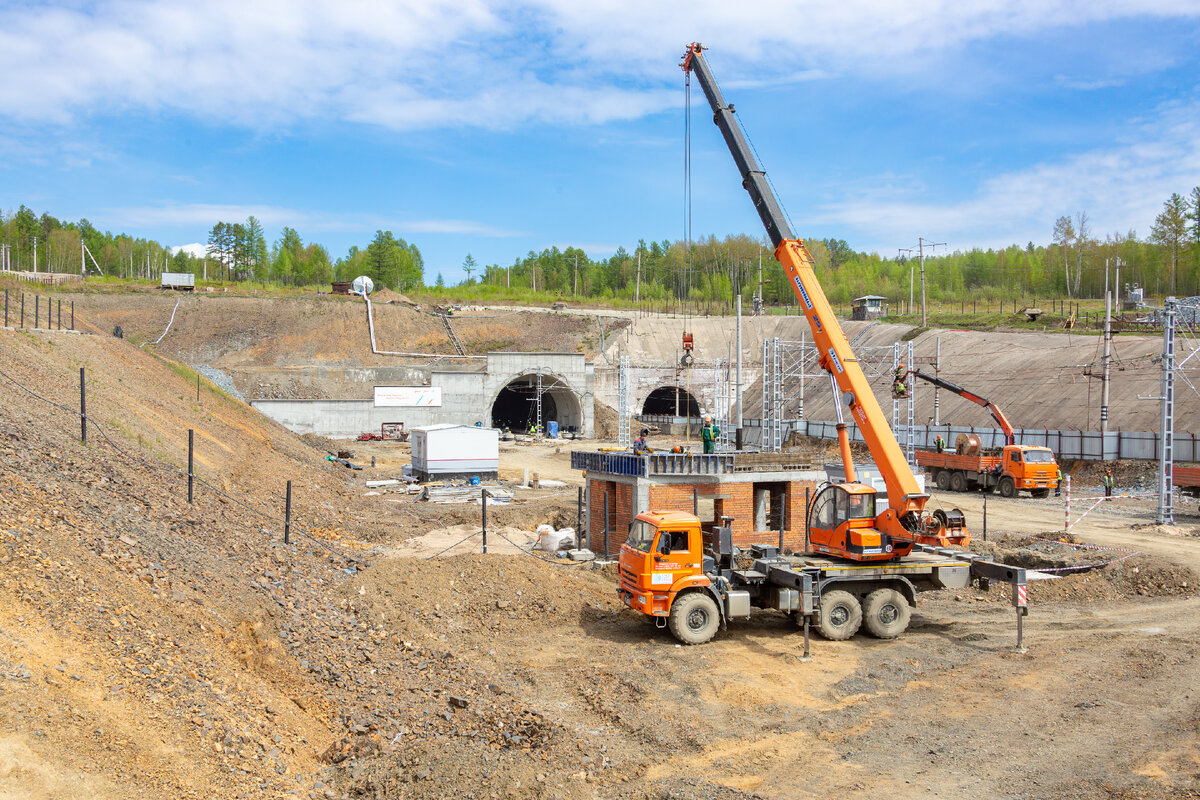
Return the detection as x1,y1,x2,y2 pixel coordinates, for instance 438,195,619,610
1114,257,1123,311
635,251,641,303
32,237,38,273
1101,259,1113,438
934,337,941,425
917,237,945,326
898,247,914,315
574,254,578,296
757,247,763,314
735,293,743,448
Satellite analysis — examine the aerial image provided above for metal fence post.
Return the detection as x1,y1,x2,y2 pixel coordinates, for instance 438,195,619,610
576,486,583,550
57,298,61,330
188,429,195,504
481,488,488,554
3,290,7,327
1064,475,1071,531
70,300,74,331
284,480,292,544
79,367,86,443
982,490,987,541
34,295,39,329
20,293,24,328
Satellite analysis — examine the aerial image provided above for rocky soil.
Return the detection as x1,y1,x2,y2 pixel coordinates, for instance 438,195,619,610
3,310,1200,799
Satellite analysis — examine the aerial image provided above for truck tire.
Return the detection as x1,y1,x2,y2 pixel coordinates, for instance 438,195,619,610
935,470,950,490
815,590,862,641
949,471,967,492
999,476,1016,498
668,592,720,645
862,588,911,639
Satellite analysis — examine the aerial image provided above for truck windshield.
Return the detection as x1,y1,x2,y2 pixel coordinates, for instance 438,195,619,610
1024,450,1055,463
626,520,657,551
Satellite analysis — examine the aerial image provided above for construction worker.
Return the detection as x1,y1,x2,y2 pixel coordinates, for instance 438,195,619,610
934,434,946,453
892,366,908,399
1055,465,1063,497
633,428,651,454
1103,469,1115,498
701,416,719,455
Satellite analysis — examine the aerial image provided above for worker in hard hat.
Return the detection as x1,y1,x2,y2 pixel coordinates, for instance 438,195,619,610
1055,465,1063,497
934,434,946,453
633,428,651,454
1103,469,1114,498
701,415,719,454
892,366,908,399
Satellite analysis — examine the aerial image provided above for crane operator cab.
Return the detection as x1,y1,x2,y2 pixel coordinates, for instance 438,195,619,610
808,483,913,561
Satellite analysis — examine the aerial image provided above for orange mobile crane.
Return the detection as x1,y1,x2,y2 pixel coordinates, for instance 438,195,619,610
612,45,1026,646
680,42,965,561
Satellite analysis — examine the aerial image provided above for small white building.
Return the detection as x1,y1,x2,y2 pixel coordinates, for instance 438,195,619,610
410,424,499,482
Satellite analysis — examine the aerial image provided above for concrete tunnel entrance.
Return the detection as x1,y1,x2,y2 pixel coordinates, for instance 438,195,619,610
642,386,701,417
490,373,583,434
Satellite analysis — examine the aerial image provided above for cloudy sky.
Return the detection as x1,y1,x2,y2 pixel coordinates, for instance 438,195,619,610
3,1,1200,281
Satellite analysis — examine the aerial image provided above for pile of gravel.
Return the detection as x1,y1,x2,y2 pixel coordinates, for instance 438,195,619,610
194,365,245,401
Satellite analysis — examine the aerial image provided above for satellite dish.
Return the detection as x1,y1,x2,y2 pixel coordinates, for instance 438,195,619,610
351,275,375,295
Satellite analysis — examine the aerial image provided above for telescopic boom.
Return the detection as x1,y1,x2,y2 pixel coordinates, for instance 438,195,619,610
682,43,950,549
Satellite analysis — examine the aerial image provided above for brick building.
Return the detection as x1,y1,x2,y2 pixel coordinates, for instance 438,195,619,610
570,451,827,557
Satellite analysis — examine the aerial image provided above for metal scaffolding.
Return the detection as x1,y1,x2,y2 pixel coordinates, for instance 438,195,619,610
762,338,909,454
1158,299,1176,524
618,355,631,450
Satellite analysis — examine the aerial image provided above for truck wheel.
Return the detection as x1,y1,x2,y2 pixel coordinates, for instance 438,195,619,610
815,590,862,641
862,588,911,639
999,476,1016,498
935,470,950,490
949,472,967,492
668,592,719,645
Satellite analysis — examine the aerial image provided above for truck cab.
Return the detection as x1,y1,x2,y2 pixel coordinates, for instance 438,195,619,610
1000,445,1057,497
618,510,709,621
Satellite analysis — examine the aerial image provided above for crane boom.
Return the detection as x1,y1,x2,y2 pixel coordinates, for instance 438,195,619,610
682,43,938,552
910,369,1016,445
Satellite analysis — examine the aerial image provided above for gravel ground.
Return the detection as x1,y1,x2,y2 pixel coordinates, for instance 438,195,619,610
194,364,245,401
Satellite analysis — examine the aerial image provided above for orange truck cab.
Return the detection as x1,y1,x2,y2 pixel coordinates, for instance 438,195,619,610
618,511,711,623
1000,445,1058,495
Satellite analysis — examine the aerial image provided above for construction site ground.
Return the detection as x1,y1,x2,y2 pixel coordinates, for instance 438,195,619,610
3,316,1200,799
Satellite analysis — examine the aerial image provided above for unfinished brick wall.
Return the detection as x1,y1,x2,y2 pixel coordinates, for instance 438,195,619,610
647,479,820,553
589,476,822,556
587,478,633,557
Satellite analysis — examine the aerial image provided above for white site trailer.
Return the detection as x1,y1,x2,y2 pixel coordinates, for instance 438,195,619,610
410,424,499,482
160,272,195,291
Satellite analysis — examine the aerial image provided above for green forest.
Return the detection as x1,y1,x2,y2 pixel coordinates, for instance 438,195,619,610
2,187,1198,310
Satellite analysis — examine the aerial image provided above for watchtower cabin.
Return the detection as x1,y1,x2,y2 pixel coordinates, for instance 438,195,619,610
850,295,888,321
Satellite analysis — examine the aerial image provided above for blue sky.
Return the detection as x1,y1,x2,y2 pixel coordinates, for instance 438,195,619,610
3,1,1200,283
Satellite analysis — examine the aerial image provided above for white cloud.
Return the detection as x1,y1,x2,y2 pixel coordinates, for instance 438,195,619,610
807,99,1200,250
168,242,207,258
1,1,1197,131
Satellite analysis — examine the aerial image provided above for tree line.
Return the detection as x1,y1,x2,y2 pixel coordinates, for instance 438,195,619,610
3,187,1198,305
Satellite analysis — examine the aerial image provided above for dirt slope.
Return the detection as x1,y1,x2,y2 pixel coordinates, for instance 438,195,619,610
4,317,1200,799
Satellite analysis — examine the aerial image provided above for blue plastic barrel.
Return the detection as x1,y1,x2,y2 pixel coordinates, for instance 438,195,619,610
547,421,559,439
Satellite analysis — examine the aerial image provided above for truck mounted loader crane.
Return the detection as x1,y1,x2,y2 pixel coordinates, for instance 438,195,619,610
680,42,966,561
908,369,1058,497
613,45,1029,647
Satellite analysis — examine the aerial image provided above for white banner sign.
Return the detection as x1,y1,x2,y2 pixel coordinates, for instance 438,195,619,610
374,386,442,407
